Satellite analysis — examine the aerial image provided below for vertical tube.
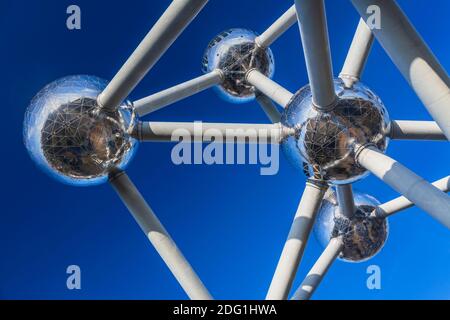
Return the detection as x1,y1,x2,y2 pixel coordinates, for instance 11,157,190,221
294,0,336,110
339,19,374,88
336,184,356,218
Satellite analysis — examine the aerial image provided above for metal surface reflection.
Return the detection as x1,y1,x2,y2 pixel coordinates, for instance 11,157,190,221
23,75,138,186
281,78,390,184
202,28,275,103
314,189,389,262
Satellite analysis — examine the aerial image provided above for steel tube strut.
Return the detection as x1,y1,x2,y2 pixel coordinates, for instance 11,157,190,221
336,184,356,218
340,19,374,88
109,170,212,300
266,180,328,300
356,145,450,229
351,0,450,140
291,237,343,300
390,120,446,141
245,69,293,107
374,175,450,218
133,121,287,143
294,0,336,110
256,92,282,123
134,70,223,117
255,5,298,48
98,0,209,110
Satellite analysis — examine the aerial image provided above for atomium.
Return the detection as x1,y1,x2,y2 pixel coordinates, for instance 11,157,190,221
22,0,450,300
202,28,275,103
314,189,388,262
23,75,138,186
281,78,390,184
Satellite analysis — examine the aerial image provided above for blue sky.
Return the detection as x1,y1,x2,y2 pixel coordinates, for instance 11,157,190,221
1,0,449,299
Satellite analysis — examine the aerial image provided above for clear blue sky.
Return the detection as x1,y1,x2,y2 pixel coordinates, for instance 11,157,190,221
1,0,449,299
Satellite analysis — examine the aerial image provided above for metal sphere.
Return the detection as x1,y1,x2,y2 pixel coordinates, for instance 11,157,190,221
281,79,390,184
23,75,138,186
202,28,275,103
314,189,389,262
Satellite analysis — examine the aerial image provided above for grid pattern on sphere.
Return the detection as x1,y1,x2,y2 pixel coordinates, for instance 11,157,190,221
41,98,127,178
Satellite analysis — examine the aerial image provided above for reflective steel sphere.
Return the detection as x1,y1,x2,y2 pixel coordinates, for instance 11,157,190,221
202,28,275,103
314,189,388,262
281,79,390,184
23,75,138,186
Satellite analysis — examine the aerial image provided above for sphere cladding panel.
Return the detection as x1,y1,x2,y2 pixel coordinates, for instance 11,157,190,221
314,189,389,262
202,28,275,103
23,75,138,186
281,79,390,184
